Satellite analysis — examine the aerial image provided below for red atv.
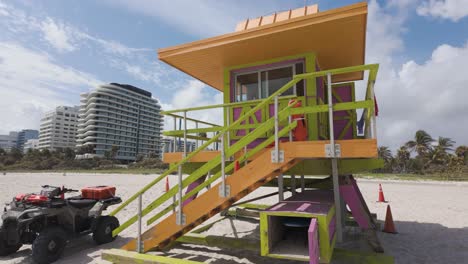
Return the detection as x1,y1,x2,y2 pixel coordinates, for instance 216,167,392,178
0,185,121,264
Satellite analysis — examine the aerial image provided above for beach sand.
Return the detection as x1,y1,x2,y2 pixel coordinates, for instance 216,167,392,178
0,173,467,264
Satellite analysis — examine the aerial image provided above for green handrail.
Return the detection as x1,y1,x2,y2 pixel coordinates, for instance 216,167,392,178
146,121,298,225
161,95,297,114
164,112,221,127
111,78,300,219
113,101,299,236
143,103,299,225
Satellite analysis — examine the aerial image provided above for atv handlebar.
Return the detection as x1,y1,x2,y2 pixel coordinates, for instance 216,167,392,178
63,188,79,193
41,185,79,193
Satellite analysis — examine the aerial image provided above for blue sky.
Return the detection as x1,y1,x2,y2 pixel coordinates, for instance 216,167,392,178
0,0,467,150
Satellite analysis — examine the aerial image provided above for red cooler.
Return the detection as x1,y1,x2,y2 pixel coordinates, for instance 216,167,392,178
81,186,116,200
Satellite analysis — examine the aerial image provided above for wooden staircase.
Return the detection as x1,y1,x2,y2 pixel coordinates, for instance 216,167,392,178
122,148,301,252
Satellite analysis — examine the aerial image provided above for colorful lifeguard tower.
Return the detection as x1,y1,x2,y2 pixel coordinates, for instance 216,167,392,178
103,2,392,263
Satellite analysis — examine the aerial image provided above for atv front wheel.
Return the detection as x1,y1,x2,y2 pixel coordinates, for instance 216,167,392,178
0,239,22,256
32,227,67,264
93,216,119,245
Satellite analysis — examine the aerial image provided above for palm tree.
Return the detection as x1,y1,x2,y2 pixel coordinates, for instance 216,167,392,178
405,130,434,157
378,146,392,162
427,137,455,165
378,146,393,172
436,137,455,153
396,146,410,173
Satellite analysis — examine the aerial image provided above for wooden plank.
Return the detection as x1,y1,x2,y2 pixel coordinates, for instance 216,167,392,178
165,139,377,164
163,151,220,163
101,249,203,264
176,233,208,246
282,139,377,159
238,203,270,210
177,233,259,252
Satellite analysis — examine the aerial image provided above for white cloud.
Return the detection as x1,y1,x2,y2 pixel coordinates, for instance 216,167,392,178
0,42,102,134
377,42,468,149
108,59,171,86
82,34,151,56
417,0,468,21
104,0,285,37
365,1,468,149
40,17,77,53
105,0,235,37
0,2,9,17
1,2,151,56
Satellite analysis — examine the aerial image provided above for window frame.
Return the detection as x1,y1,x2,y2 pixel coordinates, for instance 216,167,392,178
233,62,303,102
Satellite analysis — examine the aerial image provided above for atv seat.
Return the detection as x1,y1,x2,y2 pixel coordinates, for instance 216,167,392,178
50,199,67,208
67,198,97,209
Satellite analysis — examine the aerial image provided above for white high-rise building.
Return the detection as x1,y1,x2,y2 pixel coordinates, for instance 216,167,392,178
76,83,163,161
38,106,79,151
23,139,39,153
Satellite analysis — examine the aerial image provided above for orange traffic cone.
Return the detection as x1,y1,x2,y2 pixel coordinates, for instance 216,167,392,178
234,160,240,172
382,205,397,234
377,184,387,202
165,176,170,192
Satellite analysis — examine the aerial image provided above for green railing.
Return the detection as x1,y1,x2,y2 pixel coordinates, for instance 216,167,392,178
145,109,298,225
163,94,299,141
112,100,300,236
110,63,380,240
111,77,303,237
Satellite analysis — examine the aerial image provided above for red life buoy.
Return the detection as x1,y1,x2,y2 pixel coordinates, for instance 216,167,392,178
288,99,307,141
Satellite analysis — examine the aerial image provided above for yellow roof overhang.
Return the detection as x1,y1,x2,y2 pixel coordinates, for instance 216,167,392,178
158,2,367,92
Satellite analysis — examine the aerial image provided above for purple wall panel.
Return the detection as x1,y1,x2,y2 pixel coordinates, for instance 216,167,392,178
232,106,263,137
266,201,331,215
183,175,207,206
339,181,370,229
286,190,334,204
332,84,354,140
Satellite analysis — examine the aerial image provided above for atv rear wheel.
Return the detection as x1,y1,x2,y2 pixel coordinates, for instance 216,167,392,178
93,216,119,245
0,239,22,256
32,227,67,264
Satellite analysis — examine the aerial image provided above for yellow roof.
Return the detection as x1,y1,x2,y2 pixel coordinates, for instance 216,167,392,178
158,2,368,92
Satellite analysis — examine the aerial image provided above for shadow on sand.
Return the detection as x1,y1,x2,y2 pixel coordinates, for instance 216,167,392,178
2,220,467,264
0,235,132,264
377,220,468,264
145,220,468,264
